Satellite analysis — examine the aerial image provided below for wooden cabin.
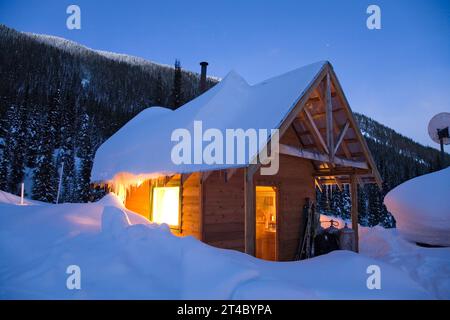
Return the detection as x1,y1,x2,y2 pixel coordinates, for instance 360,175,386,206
91,61,381,261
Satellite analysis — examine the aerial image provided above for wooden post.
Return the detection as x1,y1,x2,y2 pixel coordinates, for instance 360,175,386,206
350,175,359,252
244,167,256,256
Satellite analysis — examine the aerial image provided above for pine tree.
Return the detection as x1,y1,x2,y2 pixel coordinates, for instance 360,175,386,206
48,88,62,146
170,60,183,109
25,94,42,169
1,95,28,195
341,184,351,220
357,185,368,226
330,185,343,216
32,106,57,203
58,94,77,202
77,113,93,202
0,104,16,190
155,71,164,106
367,184,382,226
8,90,29,194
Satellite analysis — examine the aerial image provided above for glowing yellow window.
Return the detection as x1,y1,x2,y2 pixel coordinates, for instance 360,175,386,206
151,186,180,227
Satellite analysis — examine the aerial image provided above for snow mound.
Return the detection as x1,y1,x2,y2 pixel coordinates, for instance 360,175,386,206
384,167,450,246
0,190,39,205
101,206,131,237
360,226,450,299
0,194,431,299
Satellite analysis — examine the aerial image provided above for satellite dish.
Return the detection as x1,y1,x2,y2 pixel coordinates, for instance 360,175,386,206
428,112,450,146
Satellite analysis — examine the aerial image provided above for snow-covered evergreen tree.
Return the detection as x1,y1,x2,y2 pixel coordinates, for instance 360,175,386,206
330,186,343,216
341,184,351,220
25,94,41,168
57,93,77,202
32,106,57,202
8,90,29,194
0,104,16,190
76,113,93,202
367,184,382,226
357,185,368,225
170,60,183,109
155,71,164,106
0,93,28,195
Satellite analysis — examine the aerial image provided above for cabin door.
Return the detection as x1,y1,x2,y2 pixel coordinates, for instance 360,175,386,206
255,186,278,261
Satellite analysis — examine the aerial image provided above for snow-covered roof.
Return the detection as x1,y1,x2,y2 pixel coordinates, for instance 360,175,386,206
92,61,359,183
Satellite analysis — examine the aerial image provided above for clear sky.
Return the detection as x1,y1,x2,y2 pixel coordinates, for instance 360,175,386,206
1,0,449,148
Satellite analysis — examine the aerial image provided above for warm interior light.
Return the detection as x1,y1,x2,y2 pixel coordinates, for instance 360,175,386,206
152,186,180,227
116,184,127,204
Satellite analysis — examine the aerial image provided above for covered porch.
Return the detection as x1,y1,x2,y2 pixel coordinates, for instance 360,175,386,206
243,64,381,257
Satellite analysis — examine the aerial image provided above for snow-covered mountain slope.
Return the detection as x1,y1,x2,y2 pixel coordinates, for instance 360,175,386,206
25,32,222,81
0,191,434,299
384,167,450,246
26,33,173,71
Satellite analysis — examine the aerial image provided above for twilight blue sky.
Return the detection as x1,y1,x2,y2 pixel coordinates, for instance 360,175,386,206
1,0,449,148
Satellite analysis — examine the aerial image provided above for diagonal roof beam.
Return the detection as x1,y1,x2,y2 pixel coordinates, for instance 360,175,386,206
291,121,319,171
313,84,352,160
303,108,329,154
333,120,350,157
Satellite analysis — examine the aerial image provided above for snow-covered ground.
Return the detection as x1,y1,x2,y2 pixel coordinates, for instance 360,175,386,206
360,227,450,299
1,190,447,299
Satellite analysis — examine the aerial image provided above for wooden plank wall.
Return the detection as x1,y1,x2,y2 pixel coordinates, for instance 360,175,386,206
124,174,202,240
124,125,316,261
125,181,151,218
264,126,316,261
203,169,246,252
255,154,315,261
180,173,202,239
199,126,316,260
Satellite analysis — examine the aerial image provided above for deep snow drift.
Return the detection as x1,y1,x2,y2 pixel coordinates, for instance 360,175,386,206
0,192,435,299
384,167,450,246
360,227,450,299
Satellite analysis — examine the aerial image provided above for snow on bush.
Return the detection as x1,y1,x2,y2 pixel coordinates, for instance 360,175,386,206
0,191,431,299
384,167,450,246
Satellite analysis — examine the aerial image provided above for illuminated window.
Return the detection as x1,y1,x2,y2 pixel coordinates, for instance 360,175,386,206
152,186,180,227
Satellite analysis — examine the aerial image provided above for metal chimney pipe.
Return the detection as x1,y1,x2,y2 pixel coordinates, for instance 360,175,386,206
199,61,208,93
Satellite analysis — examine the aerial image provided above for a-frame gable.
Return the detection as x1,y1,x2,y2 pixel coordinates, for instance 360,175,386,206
255,61,382,187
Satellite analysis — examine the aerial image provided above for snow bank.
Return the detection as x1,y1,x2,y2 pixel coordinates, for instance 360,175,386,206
360,227,450,299
384,167,450,246
0,192,431,299
0,190,39,205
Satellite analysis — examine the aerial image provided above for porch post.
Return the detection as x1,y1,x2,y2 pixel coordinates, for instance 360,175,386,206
350,175,359,252
244,167,256,256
